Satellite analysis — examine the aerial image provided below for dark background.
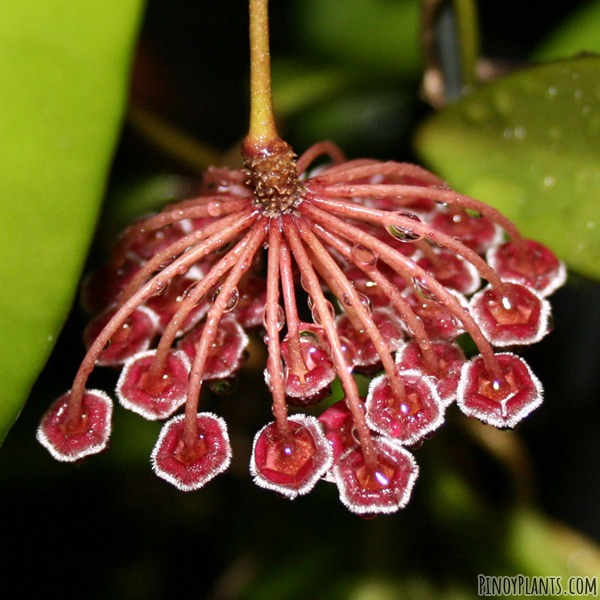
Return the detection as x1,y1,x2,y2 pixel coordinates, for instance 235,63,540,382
1,1,598,598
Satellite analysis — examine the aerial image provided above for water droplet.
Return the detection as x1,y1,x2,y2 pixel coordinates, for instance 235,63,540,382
150,280,167,296
262,305,286,331
300,275,310,293
212,285,240,311
514,126,527,139
342,294,353,307
351,243,378,266
183,280,206,305
548,86,559,96
492,380,502,391
207,200,223,217
358,292,372,315
310,299,336,326
412,277,439,302
386,211,423,242
176,263,188,275
339,336,356,371
544,176,556,188
501,296,512,310
299,329,321,344
587,220,596,229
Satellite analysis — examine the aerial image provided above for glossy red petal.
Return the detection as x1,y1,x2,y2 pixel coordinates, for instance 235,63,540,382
366,368,445,445
250,415,333,499
84,305,159,366
333,437,419,515
116,349,190,420
36,390,112,462
151,412,232,491
177,314,249,380
486,240,566,297
395,339,466,406
457,353,543,428
469,283,551,347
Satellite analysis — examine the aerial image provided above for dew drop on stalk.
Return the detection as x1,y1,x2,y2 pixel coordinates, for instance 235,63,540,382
351,243,378,266
386,211,424,242
358,293,373,315
262,304,285,331
339,336,356,371
211,285,240,311
207,200,223,217
412,277,439,302
151,281,167,297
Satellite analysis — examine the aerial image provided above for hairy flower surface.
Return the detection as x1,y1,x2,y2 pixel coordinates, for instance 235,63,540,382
38,138,564,514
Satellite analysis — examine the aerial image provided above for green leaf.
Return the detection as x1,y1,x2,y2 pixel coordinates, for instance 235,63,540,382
0,0,145,444
535,1,600,60
294,0,422,78
415,55,600,280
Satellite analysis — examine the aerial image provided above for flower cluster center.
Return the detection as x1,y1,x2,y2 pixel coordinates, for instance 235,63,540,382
243,139,304,216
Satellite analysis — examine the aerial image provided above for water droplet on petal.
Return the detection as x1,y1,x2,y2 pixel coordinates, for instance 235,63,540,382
358,292,373,315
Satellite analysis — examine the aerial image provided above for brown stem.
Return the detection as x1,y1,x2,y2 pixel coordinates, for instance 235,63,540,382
244,0,280,150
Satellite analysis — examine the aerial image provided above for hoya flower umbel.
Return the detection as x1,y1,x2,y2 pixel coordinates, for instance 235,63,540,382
37,0,565,515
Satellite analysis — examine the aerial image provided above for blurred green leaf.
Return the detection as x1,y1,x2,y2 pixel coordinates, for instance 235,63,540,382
535,0,600,60
272,60,350,118
294,0,422,78
0,0,145,444
415,55,600,279
507,508,600,585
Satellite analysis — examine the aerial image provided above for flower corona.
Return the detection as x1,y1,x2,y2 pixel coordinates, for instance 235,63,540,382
37,0,565,515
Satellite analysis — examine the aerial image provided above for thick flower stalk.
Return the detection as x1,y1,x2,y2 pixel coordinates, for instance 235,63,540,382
37,0,565,515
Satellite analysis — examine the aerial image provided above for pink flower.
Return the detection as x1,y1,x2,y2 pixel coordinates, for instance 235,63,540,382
38,139,564,514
